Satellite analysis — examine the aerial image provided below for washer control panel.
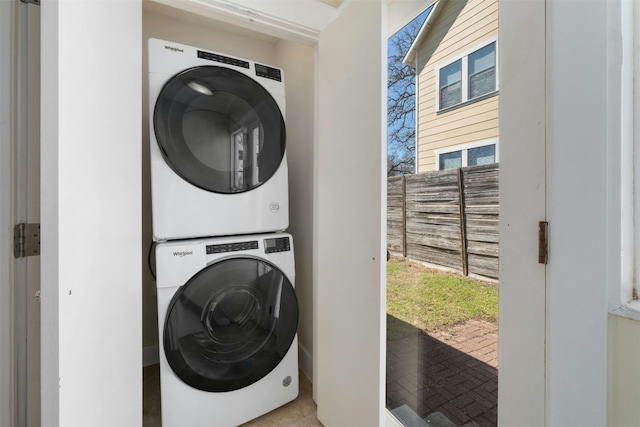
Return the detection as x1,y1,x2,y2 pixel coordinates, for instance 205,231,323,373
206,240,258,254
264,237,290,253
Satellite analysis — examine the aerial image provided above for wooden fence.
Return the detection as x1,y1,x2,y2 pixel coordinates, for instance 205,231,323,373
387,163,499,279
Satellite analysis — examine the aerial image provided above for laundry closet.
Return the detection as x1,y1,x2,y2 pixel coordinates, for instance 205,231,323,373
143,6,312,424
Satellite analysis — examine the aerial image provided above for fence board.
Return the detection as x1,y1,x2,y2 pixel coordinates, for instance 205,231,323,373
387,175,406,256
406,243,462,270
468,253,499,279
387,163,499,280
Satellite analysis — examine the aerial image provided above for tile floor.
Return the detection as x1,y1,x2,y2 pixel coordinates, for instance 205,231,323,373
143,318,497,427
143,364,322,427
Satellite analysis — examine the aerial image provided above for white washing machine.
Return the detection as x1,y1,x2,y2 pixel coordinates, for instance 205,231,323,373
156,233,299,427
149,38,289,241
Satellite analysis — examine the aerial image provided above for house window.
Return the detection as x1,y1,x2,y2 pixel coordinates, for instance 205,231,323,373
468,144,496,166
437,40,497,111
439,150,462,170
469,43,497,99
436,140,498,171
612,0,640,320
439,59,462,109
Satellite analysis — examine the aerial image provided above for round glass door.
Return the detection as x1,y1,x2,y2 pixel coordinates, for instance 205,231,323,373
153,66,286,194
163,257,298,392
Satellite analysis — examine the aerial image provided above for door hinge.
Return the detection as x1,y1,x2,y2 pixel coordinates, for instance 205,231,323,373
20,0,40,5
538,221,548,264
13,223,40,258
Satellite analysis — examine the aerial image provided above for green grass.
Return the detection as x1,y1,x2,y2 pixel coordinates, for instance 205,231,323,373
387,258,498,340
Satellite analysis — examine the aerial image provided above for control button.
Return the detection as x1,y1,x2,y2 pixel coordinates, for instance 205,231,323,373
206,240,258,254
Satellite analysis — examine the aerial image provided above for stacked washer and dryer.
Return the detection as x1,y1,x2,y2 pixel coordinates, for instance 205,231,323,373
148,38,299,427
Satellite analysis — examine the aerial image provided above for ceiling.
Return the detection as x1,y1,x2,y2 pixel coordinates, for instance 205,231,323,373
146,0,432,44
316,0,344,7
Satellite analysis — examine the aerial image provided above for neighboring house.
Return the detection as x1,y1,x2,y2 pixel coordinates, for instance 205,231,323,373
404,0,499,172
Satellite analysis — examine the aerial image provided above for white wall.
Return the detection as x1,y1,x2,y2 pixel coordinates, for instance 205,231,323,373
275,39,316,378
545,0,608,424
40,1,142,425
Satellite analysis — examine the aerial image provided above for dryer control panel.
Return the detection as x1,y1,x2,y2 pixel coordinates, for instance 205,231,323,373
255,63,282,82
264,237,290,253
206,240,258,254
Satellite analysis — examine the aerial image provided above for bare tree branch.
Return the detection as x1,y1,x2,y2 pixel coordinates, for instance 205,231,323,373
387,16,424,176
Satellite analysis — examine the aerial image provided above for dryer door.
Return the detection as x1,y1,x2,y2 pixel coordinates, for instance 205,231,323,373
163,257,298,392
153,66,286,194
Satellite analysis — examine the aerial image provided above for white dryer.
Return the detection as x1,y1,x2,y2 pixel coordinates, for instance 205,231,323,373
156,233,299,427
149,38,289,241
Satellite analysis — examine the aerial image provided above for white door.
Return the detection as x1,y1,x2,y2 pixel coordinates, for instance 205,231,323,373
503,1,612,424
314,0,387,425
498,0,547,425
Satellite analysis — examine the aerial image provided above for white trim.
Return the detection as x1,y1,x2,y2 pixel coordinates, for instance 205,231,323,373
149,0,339,46
433,36,499,73
434,138,499,170
609,0,640,320
298,342,313,382
498,0,546,423
461,55,469,102
435,37,499,111
630,0,640,314
402,0,442,66
0,1,17,425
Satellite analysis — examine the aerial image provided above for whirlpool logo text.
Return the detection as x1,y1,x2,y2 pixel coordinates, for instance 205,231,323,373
164,45,184,53
173,250,193,257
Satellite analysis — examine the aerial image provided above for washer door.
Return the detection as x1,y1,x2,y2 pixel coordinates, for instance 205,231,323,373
153,66,286,194
163,257,298,392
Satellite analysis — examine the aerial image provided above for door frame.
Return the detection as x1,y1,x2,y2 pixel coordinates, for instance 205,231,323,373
1,1,41,426
0,0,18,424
384,0,549,425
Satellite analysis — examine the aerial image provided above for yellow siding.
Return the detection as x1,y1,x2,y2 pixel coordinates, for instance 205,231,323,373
415,0,500,172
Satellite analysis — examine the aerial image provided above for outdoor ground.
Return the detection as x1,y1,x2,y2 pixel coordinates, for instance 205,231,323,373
386,259,499,426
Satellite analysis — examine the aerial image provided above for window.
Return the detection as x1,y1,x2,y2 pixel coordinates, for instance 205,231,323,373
439,59,462,109
611,0,640,320
435,140,498,171
439,150,462,170
437,40,497,111
469,43,497,99
468,144,496,166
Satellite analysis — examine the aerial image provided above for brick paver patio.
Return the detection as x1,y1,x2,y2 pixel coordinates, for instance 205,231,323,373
386,318,498,427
